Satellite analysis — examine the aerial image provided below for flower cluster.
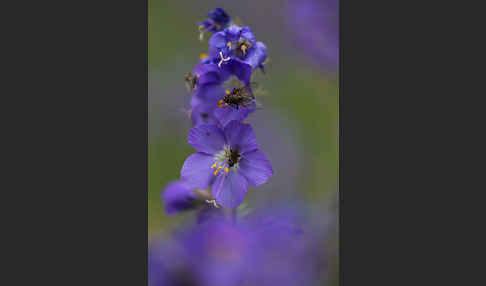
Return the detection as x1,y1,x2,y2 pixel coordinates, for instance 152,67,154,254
149,205,328,286
164,8,272,212
151,9,335,286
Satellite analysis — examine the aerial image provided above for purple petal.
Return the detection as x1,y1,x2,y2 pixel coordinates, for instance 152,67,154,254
240,26,256,45
223,121,259,154
193,63,227,85
188,125,225,154
225,25,242,42
222,59,251,86
209,31,227,49
196,205,225,224
211,170,248,208
161,180,197,215
191,102,219,126
239,150,273,187
245,42,267,69
214,103,255,127
193,83,224,102
180,152,215,189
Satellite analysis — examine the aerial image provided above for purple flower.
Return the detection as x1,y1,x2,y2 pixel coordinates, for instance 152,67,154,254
161,180,199,215
191,82,224,103
149,237,199,286
287,0,339,72
198,8,231,40
190,96,219,127
209,25,267,76
185,62,228,93
162,180,224,218
175,205,320,286
214,85,256,127
180,121,273,208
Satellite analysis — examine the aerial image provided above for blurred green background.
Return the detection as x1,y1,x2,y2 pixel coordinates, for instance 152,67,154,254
148,2,338,278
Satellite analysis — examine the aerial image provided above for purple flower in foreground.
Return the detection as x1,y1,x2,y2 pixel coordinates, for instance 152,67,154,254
198,8,231,40
175,205,319,286
180,120,273,208
209,25,267,75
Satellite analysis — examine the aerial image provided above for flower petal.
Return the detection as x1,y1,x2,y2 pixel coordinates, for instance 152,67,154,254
191,102,219,126
193,83,224,102
209,31,227,49
161,180,197,215
193,63,227,86
223,120,259,154
240,26,256,45
239,150,273,187
245,41,267,69
225,25,243,42
222,59,251,86
180,152,216,189
214,103,255,127
211,170,248,208
188,124,226,154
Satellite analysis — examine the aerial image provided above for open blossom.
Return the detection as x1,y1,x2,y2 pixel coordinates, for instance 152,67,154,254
214,83,256,127
180,120,273,208
198,8,231,40
209,26,267,71
207,26,266,84
190,79,256,127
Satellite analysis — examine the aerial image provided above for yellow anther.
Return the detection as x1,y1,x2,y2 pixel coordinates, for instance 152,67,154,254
200,53,208,60
213,170,219,176
225,90,231,94
217,166,222,171
224,167,229,174
226,41,232,48
211,163,217,169
241,44,247,54
219,99,224,104
225,103,229,107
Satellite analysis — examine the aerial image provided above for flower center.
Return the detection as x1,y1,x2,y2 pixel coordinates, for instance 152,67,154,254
235,37,251,58
211,145,241,176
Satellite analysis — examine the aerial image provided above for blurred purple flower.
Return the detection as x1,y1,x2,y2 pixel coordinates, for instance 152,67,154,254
198,8,231,40
148,204,325,286
287,0,339,72
161,179,225,222
149,237,199,286
180,121,273,208
161,180,198,215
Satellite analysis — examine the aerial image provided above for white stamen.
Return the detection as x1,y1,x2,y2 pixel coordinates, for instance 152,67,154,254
218,51,230,68
206,199,220,208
